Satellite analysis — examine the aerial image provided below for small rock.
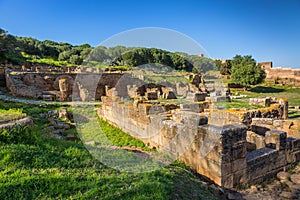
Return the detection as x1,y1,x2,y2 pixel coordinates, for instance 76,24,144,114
66,134,76,140
293,164,300,172
266,182,280,191
277,171,290,182
285,180,300,193
48,110,58,117
49,118,56,125
250,185,257,191
227,192,243,200
55,134,64,140
85,141,95,145
58,109,72,121
52,129,65,134
54,122,69,129
43,126,55,131
290,174,300,184
280,191,297,199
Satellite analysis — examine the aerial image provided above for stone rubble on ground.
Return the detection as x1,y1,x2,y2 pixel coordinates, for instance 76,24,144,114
42,109,75,140
240,162,300,199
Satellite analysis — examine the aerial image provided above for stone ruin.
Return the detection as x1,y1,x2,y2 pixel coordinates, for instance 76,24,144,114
1,64,300,189
98,76,300,188
3,66,123,101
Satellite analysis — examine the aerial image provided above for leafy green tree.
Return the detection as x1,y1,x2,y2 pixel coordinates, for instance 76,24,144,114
220,60,232,75
231,55,266,87
214,59,222,70
69,55,83,65
188,55,216,73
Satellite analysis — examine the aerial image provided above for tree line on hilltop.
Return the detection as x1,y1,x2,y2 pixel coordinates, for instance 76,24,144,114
0,28,265,86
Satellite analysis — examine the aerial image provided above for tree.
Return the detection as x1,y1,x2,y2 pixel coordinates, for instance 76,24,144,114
220,60,232,75
230,55,266,87
214,59,222,71
69,55,83,65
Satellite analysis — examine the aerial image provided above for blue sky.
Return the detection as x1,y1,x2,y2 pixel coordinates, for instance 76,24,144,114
0,0,299,68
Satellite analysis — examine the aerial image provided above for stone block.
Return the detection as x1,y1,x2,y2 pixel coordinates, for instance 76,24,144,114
194,92,207,101
246,131,266,150
221,124,247,146
222,174,234,188
265,130,287,150
232,142,247,160
231,159,247,173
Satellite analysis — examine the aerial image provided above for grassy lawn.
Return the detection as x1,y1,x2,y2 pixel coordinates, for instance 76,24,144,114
0,101,217,200
230,85,300,106
0,108,26,123
223,99,265,110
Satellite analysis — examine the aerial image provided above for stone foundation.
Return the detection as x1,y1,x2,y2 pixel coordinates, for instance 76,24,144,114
98,95,300,188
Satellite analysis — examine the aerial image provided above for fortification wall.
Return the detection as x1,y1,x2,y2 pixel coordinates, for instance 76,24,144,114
259,62,300,81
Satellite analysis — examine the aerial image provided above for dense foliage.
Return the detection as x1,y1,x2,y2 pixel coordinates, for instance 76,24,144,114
230,55,266,86
111,48,194,71
1,28,219,73
220,60,232,75
0,28,92,65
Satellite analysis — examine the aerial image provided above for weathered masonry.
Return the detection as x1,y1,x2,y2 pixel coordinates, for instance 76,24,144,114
99,94,300,188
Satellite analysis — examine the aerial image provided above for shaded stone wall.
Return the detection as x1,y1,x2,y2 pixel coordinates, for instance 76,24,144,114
0,66,5,87
245,131,300,186
5,69,123,100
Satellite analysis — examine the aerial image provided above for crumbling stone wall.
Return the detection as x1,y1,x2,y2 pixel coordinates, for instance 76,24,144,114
259,61,300,81
251,118,300,138
210,98,288,128
5,69,123,101
98,95,300,188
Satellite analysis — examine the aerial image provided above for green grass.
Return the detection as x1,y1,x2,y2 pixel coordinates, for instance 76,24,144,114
21,52,75,67
231,85,300,106
224,99,266,110
288,110,300,119
0,108,26,123
98,118,151,151
0,101,217,199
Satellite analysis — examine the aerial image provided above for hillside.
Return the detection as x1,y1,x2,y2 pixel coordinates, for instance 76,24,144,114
0,28,217,73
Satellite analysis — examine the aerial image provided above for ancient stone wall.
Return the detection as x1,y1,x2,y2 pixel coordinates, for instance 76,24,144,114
249,97,271,107
210,98,288,128
251,118,300,138
98,95,300,188
259,62,300,81
5,69,123,101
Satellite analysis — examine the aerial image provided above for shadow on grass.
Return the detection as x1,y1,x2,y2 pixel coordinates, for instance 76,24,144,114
250,86,285,93
289,110,300,119
289,115,300,119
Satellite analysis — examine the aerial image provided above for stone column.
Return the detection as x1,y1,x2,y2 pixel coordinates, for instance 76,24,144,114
279,98,288,119
59,78,69,102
